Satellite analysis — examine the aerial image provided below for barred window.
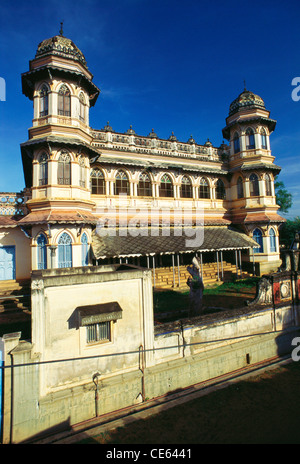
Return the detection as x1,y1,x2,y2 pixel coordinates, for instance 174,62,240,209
58,84,71,117
237,176,244,199
39,85,48,117
261,128,267,149
269,228,276,253
249,173,259,196
79,92,85,122
216,179,226,200
233,132,240,154
115,170,130,195
199,177,210,199
265,174,272,196
86,321,111,344
58,152,71,185
39,152,48,186
137,172,152,197
159,174,174,197
90,168,105,194
79,156,85,188
180,176,193,198
246,128,255,150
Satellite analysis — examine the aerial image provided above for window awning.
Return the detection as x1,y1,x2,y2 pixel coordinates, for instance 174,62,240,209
77,302,123,326
91,226,259,259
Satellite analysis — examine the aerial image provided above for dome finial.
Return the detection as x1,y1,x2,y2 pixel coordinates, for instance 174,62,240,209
59,20,64,37
243,79,247,91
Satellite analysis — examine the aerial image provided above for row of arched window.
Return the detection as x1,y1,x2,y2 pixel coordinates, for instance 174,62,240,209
91,170,226,199
253,227,277,254
39,84,86,121
38,151,274,199
237,173,273,198
233,128,268,154
37,232,89,270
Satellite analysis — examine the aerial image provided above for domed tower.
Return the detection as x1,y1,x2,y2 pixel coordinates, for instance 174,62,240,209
19,29,101,270
222,87,285,275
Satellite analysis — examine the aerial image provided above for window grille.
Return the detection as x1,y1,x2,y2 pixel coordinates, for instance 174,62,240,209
90,168,105,194
199,177,210,199
137,172,152,197
58,84,71,117
249,173,259,196
216,179,226,200
180,176,193,198
58,152,71,185
159,174,174,198
86,321,111,343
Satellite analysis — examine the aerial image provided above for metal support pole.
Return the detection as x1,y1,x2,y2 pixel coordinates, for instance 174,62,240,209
216,251,220,281
200,253,203,277
239,250,242,277
172,254,175,287
152,255,156,288
235,250,238,277
252,248,256,276
221,250,224,280
177,254,180,287
147,255,150,268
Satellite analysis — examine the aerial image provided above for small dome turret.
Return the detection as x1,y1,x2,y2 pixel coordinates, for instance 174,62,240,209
229,89,265,116
35,34,88,69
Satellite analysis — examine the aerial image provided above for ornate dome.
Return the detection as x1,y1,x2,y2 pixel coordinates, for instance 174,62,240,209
35,34,88,69
229,89,265,116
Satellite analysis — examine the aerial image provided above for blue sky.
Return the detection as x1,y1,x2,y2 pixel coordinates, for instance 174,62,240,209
0,0,300,218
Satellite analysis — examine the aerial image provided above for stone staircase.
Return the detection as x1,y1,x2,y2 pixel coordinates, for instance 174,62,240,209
0,280,31,315
153,262,252,290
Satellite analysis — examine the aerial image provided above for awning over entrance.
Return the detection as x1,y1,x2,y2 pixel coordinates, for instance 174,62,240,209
91,226,259,259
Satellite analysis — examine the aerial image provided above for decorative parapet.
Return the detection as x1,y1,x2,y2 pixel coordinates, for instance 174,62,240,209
91,129,227,163
0,192,26,216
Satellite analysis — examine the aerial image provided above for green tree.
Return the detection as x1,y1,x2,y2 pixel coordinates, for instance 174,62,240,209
279,216,300,247
274,178,293,213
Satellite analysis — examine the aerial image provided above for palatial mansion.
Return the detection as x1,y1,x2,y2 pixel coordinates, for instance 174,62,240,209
0,31,285,285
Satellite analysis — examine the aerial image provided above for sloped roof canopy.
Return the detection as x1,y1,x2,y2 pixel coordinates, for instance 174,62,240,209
92,226,259,259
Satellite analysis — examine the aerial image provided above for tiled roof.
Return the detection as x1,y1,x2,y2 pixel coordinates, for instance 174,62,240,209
91,226,259,259
18,210,97,225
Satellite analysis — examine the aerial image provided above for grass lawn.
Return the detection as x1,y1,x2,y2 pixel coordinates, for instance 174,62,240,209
154,277,259,317
76,361,300,444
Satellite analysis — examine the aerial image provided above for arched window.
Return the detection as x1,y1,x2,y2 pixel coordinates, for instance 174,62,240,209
265,174,272,196
58,84,71,117
216,179,226,200
253,228,263,253
159,174,174,197
269,228,276,253
58,232,72,268
180,176,193,198
237,176,244,199
39,152,48,186
249,173,259,196
37,233,47,270
79,92,85,122
233,132,240,154
58,152,71,185
199,177,210,199
137,172,152,197
39,85,48,117
79,156,85,188
81,232,89,266
90,168,105,194
246,128,255,150
115,170,130,195
261,128,267,149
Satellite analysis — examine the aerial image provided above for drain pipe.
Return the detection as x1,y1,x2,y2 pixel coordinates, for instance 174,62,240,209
139,345,145,402
92,372,101,417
